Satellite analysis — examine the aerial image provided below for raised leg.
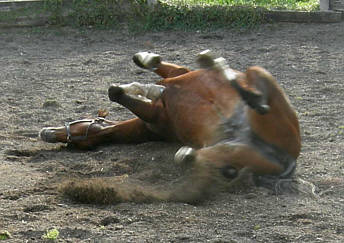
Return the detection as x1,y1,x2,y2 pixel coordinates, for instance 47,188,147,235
196,50,270,115
108,82,165,123
133,52,190,78
230,68,270,115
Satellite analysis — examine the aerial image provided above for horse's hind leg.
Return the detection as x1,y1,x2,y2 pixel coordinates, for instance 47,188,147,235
133,52,190,78
40,118,159,149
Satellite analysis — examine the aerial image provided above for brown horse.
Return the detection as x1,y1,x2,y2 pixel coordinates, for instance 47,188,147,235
40,50,301,204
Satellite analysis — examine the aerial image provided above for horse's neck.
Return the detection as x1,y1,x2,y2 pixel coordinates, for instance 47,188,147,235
247,84,301,158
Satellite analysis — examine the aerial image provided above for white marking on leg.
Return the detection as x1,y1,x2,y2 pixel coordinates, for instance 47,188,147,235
213,57,237,81
120,82,165,103
196,50,237,81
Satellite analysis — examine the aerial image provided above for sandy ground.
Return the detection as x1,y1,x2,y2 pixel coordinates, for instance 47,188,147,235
0,22,344,242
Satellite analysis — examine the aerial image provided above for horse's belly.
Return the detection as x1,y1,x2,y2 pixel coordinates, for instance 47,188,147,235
164,95,227,147
159,76,241,147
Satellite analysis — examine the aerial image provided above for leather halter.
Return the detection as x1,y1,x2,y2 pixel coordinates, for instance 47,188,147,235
65,117,105,143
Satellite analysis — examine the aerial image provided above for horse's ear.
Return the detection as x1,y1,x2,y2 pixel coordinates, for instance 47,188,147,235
230,67,271,115
246,66,274,87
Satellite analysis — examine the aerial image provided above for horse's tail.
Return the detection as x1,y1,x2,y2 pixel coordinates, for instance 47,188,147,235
59,178,168,204
59,162,222,205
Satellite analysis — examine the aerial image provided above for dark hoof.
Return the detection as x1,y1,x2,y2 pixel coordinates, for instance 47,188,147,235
196,50,215,69
132,52,161,70
230,79,270,115
256,104,270,115
133,55,145,69
39,128,58,143
108,85,124,102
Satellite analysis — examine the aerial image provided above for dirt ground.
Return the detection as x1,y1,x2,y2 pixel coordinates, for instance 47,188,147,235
0,22,343,242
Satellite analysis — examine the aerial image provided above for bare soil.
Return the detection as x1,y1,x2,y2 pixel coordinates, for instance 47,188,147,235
0,22,343,242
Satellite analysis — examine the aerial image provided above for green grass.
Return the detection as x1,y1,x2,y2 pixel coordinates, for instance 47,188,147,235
42,228,59,241
41,0,269,30
0,231,12,241
163,0,319,11
1,0,319,31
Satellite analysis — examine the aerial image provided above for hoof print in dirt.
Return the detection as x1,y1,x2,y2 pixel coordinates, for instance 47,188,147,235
100,216,120,226
43,100,61,109
23,204,52,213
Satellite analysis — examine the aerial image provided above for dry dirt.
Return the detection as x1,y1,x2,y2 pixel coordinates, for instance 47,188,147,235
0,22,343,242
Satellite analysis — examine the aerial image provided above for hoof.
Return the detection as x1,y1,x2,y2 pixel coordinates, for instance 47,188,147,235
39,127,58,143
133,52,161,70
174,146,196,167
196,49,215,69
230,79,270,115
255,104,270,115
40,119,103,148
108,85,124,102
197,50,237,81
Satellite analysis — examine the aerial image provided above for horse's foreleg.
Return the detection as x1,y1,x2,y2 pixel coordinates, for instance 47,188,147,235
155,62,190,78
108,83,165,123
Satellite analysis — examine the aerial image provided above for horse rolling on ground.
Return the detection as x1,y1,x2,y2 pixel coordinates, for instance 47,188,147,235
39,50,301,204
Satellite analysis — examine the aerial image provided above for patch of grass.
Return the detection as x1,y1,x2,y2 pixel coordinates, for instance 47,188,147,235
0,231,12,240
42,228,59,241
42,0,267,31
131,3,267,31
163,0,319,11
0,2,46,23
2,0,319,31
43,0,147,28
339,126,344,135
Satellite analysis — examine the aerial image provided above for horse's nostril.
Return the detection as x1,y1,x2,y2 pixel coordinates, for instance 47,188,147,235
221,165,238,179
108,85,124,102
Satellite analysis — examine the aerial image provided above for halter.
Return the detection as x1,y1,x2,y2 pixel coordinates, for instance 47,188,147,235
65,117,105,143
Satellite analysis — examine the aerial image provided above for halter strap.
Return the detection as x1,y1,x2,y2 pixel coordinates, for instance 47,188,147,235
65,117,105,143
